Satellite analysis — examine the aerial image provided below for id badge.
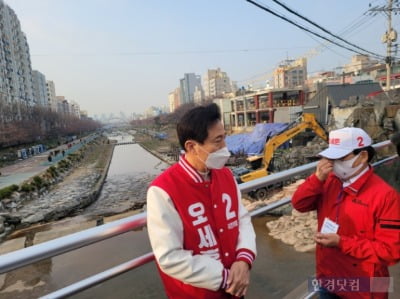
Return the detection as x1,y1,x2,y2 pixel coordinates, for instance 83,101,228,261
320,217,339,234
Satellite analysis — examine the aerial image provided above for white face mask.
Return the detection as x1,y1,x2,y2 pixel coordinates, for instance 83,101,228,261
199,146,231,169
333,153,363,180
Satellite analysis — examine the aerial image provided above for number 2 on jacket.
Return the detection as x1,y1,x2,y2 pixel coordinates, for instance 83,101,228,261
222,193,236,220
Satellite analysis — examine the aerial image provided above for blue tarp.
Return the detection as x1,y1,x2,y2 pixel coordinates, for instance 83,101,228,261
155,132,167,140
226,123,288,155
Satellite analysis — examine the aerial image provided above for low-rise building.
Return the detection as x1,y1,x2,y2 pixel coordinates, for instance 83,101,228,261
343,55,378,75
303,82,383,125
229,87,305,131
213,98,232,129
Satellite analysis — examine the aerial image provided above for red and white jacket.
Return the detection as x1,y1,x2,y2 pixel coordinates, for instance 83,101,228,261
292,167,400,299
147,155,256,299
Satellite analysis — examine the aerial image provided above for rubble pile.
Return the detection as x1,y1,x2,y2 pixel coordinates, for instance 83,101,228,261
267,209,317,253
242,179,306,212
242,179,318,253
331,91,400,141
273,138,327,172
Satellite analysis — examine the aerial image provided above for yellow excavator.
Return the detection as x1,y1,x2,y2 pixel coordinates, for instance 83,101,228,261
233,113,328,199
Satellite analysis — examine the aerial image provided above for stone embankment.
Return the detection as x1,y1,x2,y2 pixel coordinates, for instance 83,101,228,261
82,173,156,216
0,137,114,242
16,169,102,225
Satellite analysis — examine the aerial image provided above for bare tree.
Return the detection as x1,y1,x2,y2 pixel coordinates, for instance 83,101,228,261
0,101,101,148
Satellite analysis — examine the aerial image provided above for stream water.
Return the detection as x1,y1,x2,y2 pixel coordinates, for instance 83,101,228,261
1,139,399,298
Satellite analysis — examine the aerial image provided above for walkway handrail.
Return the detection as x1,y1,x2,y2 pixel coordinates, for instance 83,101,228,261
0,140,396,299
0,212,147,274
39,198,296,299
0,159,319,275
40,253,155,299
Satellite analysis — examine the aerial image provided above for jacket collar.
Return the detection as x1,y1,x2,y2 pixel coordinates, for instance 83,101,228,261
343,166,373,195
178,155,206,184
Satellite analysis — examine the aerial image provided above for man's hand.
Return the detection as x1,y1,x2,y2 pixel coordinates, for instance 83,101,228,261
225,261,250,297
314,233,340,247
315,158,333,181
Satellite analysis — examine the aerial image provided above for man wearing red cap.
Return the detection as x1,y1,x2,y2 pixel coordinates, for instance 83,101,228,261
292,127,400,299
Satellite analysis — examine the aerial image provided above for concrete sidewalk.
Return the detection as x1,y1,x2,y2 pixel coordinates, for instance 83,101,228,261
0,153,51,189
0,135,97,189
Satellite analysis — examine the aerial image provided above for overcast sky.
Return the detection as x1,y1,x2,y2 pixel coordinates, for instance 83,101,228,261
6,0,394,117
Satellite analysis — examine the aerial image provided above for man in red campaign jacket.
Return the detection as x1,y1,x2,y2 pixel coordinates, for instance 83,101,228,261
147,103,256,299
292,127,400,299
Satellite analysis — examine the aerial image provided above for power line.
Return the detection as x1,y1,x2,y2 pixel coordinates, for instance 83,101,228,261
270,0,385,59
306,9,381,59
30,46,314,57
237,1,385,86
246,0,385,60
304,32,352,61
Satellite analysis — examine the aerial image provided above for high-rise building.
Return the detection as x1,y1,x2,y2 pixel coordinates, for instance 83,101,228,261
193,85,204,104
203,68,233,100
0,0,35,107
168,87,180,112
273,57,307,89
32,70,47,107
46,80,57,111
56,96,70,114
70,101,81,118
179,73,201,104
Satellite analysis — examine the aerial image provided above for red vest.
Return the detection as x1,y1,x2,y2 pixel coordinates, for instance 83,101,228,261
151,158,240,299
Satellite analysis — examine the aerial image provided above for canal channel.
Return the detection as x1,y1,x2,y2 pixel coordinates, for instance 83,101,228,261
0,136,399,298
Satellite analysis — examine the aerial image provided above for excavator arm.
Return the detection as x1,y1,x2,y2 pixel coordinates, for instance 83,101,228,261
240,113,327,183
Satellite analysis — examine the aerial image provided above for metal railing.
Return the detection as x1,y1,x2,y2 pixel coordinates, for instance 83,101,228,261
0,140,397,299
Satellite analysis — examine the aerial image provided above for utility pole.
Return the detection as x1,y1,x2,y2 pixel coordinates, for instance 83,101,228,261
368,0,399,91
385,0,394,90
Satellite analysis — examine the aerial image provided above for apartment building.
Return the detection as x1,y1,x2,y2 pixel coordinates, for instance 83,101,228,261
273,57,307,89
70,100,81,119
168,87,180,112
80,110,88,119
343,55,378,75
193,85,204,104
0,0,35,107
56,96,70,115
179,73,201,104
0,1,86,120
203,68,233,100
46,80,57,111
32,70,47,107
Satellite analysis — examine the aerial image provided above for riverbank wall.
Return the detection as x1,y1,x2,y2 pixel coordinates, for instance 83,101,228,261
0,137,115,243
138,142,176,166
